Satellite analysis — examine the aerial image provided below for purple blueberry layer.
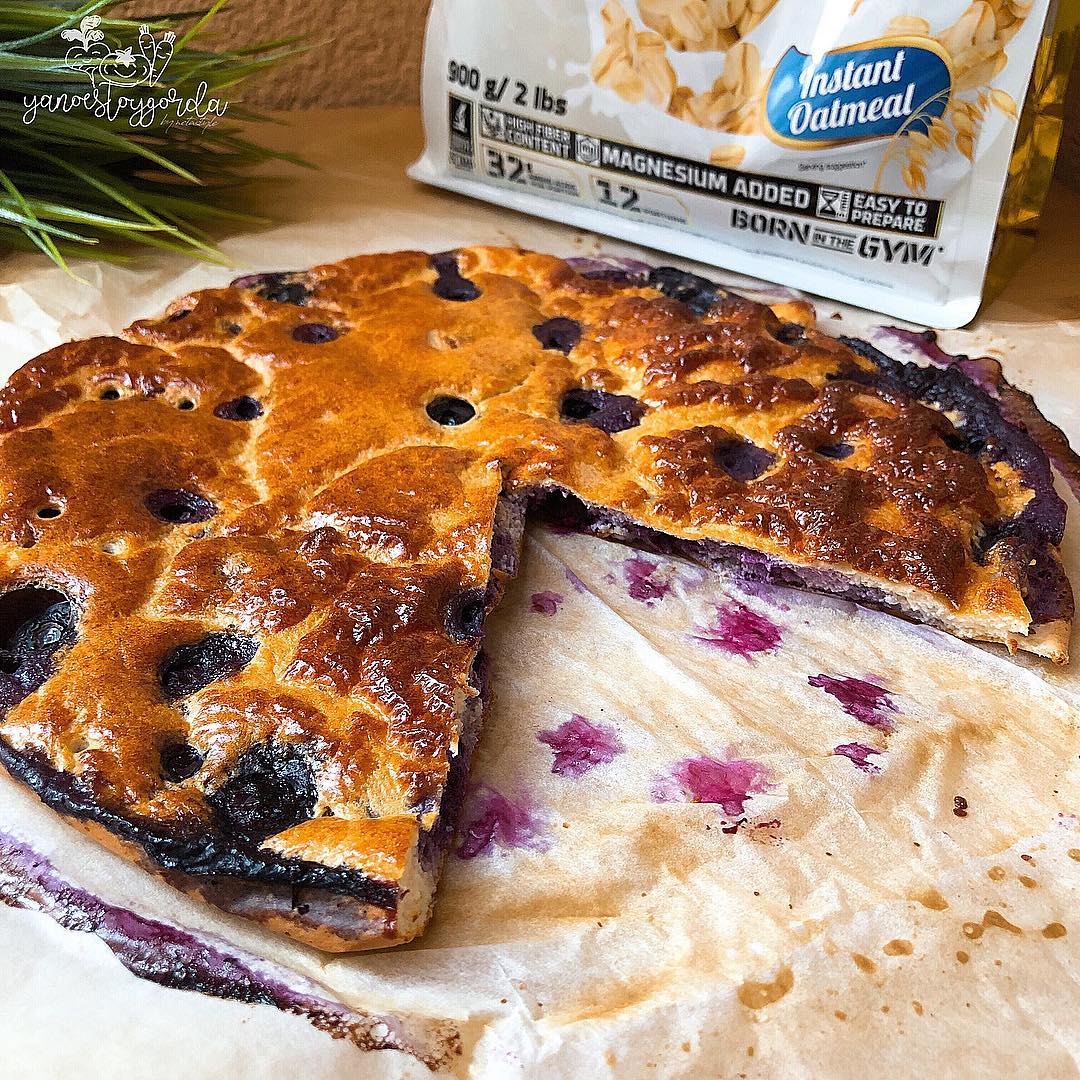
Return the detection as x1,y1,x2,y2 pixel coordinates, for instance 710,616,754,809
533,488,1067,632
1022,545,1073,624
418,492,529,871
0,834,460,1070
564,255,653,282
417,652,489,872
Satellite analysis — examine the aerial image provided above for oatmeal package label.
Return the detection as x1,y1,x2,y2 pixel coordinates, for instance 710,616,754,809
410,0,1079,327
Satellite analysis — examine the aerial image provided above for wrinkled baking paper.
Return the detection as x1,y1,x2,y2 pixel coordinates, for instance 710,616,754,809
0,107,1077,1080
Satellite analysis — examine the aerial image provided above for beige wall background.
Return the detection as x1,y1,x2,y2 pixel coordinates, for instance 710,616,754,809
122,0,433,109
126,0,1078,184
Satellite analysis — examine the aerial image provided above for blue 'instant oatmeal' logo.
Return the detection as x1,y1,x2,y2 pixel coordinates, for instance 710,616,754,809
764,39,952,148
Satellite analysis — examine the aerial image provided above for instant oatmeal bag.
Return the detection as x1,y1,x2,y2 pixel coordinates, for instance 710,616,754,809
409,0,1079,326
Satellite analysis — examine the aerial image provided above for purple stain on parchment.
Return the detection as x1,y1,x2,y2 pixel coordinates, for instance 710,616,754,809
653,756,772,817
878,326,960,368
833,742,883,774
690,603,783,660
530,590,564,616
809,674,898,732
675,562,711,590
537,715,624,778
455,785,548,859
0,834,458,1068
623,555,671,605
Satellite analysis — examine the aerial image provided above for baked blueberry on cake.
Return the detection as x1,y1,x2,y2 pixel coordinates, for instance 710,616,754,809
0,247,1071,951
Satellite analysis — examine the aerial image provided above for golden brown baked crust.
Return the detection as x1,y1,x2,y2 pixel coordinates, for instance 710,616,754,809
0,246,1070,951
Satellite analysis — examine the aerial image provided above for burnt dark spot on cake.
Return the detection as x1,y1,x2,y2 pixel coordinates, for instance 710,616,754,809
160,741,204,782
532,317,582,354
145,488,217,525
445,589,486,642
231,272,311,307
0,587,77,713
167,309,192,323
772,322,806,345
713,438,775,481
159,633,258,702
292,323,339,345
1023,545,1074,623
648,267,720,316
816,441,854,460
559,388,644,433
943,429,986,455
35,504,62,519
825,359,866,381
209,742,317,842
215,396,264,422
99,387,121,400
431,252,480,302
841,335,1066,548
426,395,476,426
176,399,196,411
973,518,1031,564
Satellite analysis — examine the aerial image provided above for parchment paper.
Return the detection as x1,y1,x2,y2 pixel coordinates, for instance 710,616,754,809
0,107,1077,1079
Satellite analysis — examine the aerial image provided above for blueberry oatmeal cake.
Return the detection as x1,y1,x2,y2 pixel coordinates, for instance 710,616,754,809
0,247,1071,951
